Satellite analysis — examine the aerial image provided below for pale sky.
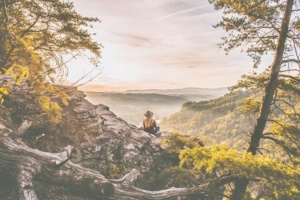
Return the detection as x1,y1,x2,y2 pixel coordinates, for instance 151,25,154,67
67,0,255,92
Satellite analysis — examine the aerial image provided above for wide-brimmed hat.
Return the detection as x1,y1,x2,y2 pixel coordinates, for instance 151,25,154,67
144,111,153,117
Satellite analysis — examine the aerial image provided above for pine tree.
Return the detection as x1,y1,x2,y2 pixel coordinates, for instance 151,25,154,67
179,0,300,199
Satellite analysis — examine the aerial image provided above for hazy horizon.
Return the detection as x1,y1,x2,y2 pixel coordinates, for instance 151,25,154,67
79,85,228,92
84,87,228,125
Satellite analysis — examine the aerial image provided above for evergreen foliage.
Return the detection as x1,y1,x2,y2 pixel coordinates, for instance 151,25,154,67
163,0,300,198
180,145,300,199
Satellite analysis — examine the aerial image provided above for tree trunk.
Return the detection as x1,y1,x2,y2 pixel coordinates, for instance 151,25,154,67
0,136,213,200
0,136,114,199
247,0,294,156
230,177,249,200
231,0,294,199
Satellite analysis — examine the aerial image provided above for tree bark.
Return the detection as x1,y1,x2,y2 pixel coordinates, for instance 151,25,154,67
0,136,215,200
230,177,249,200
231,0,294,199
247,0,294,156
0,136,114,199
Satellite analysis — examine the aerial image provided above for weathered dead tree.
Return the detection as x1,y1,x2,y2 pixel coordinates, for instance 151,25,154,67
0,135,214,200
0,136,113,199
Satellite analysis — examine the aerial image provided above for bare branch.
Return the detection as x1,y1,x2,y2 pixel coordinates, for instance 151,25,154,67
291,38,300,69
20,16,41,37
0,136,246,200
1,0,9,25
261,136,295,164
17,120,32,134
17,169,38,200
0,137,115,198
276,99,299,118
257,147,271,155
109,169,140,185
281,59,300,64
71,67,103,87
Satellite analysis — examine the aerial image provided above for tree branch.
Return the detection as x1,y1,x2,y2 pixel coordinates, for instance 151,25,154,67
261,136,295,163
17,169,38,200
0,136,230,200
281,59,300,64
1,0,9,25
20,15,41,38
279,74,300,82
0,136,115,199
108,169,140,185
275,99,299,118
15,120,32,137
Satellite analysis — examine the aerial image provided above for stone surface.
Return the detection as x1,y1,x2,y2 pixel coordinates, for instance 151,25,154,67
0,75,177,199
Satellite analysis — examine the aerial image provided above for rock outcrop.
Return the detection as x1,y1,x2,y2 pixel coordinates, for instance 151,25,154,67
0,75,179,199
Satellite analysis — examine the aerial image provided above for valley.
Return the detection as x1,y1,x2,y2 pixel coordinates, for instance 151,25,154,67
84,87,228,126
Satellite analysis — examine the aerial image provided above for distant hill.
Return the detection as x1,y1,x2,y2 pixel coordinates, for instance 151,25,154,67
84,92,188,126
85,92,188,104
126,87,228,101
84,88,228,126
160,91,258,150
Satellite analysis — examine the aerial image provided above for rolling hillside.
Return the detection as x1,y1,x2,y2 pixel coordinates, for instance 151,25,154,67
160,91,257,149
127,87,228,101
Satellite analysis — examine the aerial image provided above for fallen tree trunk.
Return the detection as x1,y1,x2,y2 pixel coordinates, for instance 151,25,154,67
112,186,207,200
0,136,211,200
0,136,114,199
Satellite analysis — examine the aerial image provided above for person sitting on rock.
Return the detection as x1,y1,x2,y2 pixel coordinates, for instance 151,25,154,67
143,111,160,135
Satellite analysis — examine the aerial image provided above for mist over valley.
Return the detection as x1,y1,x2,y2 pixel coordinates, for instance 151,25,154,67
84,87,228,126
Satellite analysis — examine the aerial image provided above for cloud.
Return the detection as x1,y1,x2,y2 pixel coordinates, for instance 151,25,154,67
109,32,161,48
70,0,253,91
136,5,209,25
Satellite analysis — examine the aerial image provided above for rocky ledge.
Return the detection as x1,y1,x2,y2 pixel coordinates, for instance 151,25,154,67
0,75,179,199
